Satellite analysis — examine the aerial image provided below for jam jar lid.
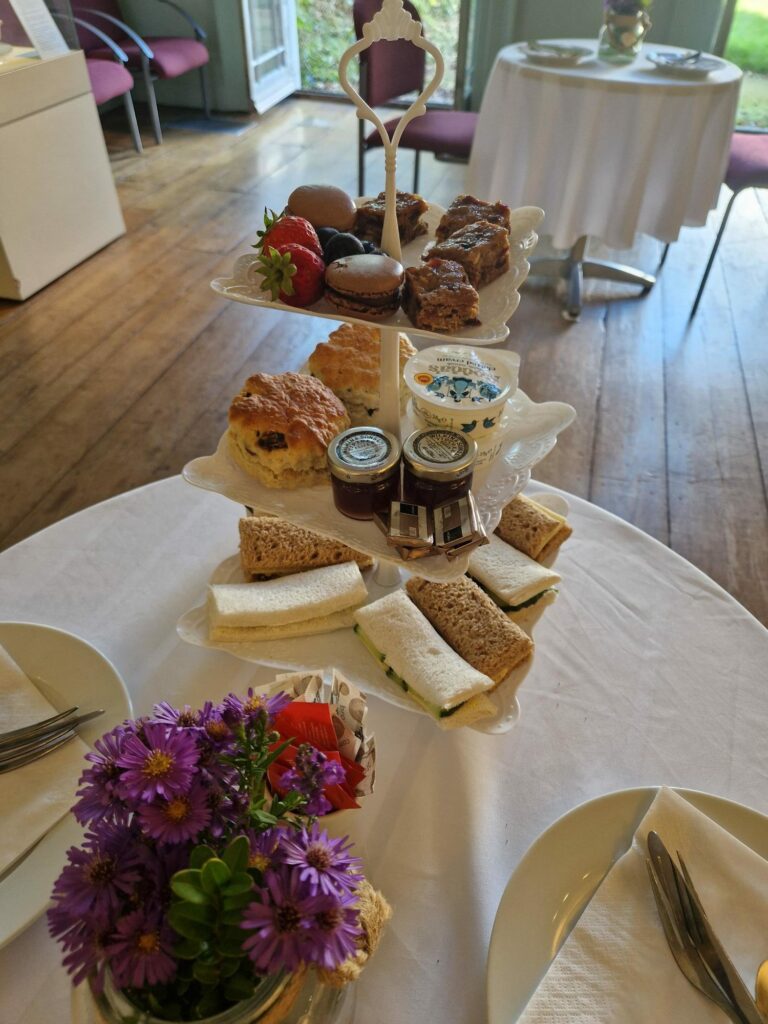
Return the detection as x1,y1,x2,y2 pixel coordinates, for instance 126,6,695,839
402,429,478,482
327,427,401,484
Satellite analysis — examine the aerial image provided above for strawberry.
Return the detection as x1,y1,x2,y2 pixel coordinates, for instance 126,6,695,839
254,208,323,259
257,244,325,308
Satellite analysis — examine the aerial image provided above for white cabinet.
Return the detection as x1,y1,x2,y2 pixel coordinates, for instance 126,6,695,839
0,48,125,300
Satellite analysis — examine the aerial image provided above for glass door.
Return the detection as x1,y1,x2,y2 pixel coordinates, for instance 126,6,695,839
242,0,301,113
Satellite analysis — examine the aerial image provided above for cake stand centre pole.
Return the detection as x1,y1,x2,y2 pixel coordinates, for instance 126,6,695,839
378,323,402,440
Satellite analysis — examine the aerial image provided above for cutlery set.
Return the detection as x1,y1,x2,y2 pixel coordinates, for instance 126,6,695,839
647,831,767,1023
0,706,103,774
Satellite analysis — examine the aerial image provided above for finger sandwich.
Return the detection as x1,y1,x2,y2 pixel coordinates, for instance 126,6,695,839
496,494,572,563
468,534,560,616
208,562,367,642
405,576,533,684
239,516,373,579
353,590,498,729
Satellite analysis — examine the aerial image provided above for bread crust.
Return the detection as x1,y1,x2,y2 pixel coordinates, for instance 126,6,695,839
228,372,350,488
239,516,374,576
496,495,572,561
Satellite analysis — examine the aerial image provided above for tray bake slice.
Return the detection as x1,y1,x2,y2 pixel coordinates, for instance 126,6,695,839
426,220,510,288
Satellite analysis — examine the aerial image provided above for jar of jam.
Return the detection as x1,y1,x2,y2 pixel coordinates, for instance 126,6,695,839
327,427,401,520
402,428,477,506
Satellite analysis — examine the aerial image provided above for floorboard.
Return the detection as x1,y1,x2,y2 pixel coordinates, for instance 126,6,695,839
0,97,765,625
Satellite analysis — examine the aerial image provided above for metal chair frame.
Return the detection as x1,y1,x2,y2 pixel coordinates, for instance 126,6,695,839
75,0,209,144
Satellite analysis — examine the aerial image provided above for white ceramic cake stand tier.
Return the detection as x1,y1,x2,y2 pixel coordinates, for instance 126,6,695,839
211,201,544,348
182,391,575,582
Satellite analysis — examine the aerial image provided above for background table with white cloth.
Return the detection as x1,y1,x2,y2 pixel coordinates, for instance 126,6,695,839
1,476,767,1023
467,41,742,251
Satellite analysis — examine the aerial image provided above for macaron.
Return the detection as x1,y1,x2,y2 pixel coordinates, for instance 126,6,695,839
324,254,404,320
287,185,357,232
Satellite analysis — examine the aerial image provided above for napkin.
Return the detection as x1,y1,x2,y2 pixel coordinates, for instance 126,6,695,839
519,787,768,1023
0,643,89,877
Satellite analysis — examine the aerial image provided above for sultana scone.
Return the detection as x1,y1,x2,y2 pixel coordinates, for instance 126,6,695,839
308,322,416,426
435,194,511,242
228,372,350,488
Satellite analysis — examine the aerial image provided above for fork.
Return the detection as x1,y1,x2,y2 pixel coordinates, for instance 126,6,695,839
646,855,747,1023
0,705,78,747
0,727,79,774
0,708,103,757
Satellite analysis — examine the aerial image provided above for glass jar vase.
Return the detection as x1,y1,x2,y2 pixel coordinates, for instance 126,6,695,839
85,969,355,1024
598,7,652,63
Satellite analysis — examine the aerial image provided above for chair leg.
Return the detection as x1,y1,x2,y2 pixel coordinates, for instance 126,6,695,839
123,90,143,154
199,63,211,118
413,150,420,193
689,189,740,321
657,242,670,272
358,120,365,197
141,56,163,144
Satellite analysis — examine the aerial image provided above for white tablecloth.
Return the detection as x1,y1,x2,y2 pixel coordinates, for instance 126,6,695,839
0,476,766,1023
467,41,742,249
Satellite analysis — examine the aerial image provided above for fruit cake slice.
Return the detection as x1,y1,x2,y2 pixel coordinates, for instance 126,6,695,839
425,220,510,288
402,259,480,333
355,190,429,246
435,194,511,242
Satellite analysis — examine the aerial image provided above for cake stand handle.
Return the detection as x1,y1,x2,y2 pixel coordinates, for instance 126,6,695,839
337,0,444,263
378,323,402,440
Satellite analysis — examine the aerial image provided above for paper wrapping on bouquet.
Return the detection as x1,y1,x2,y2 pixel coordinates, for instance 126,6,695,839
267,670,375,812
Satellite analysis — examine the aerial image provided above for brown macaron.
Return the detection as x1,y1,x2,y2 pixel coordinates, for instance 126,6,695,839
324,254,404,320
287,185,357,232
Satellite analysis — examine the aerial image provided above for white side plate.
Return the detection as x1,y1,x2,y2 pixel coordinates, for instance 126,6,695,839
211,203,545,346
0,623,132,950
486,786,768,1023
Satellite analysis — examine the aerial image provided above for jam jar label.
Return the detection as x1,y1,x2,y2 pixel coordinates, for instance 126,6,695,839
337,431,392,467
413,430,470,464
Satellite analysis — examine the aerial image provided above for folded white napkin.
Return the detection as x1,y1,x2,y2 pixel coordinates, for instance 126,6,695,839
519,787,768,1023
0,643,89,877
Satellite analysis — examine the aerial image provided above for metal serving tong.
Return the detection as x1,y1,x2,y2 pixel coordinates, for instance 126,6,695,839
0,706,103,773
646,830,767,1024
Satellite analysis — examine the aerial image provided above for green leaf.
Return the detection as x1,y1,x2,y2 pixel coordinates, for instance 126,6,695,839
196,989,223,1018
193,961,220,985
224,873,255,896
201,858,231,894
222,835,250,874
222,909,247,926
224,974,258,1002
250,808,278,828
222,891,253,912
218,926,246,957
173,937,203,960
220,957,242,977
168,906,212,941
171,881,209,904
173,902,215,924
190,845,217,870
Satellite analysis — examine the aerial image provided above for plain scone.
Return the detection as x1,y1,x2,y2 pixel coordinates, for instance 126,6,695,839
405,575,533,685
239,516,374,577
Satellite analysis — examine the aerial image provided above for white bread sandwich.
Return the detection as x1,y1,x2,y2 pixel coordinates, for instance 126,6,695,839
495,494,572,563
468,534,560,616
353,589,497,728
208,562,367,642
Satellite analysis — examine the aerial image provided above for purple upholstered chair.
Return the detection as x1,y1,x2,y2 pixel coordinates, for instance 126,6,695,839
353,0,477,195
72,0,210,144
689,132,768,318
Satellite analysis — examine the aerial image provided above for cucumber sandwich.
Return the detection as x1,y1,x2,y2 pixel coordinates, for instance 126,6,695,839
468,534,561,616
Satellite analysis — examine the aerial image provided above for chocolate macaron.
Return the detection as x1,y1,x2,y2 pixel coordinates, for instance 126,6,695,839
324,254,404,320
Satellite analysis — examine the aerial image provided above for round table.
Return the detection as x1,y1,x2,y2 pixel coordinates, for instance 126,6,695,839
1,476,767,1023
467,40,742,317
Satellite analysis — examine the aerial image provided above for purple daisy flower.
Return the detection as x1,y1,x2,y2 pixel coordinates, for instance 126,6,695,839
107,908,177,989
222,689,291,728
200,708,234,747
116,723,199,802
150,702,202,729
138,783,212,844
306,890,362,970
241,868,322,974
50,824,142,924
246,827,281,874
280,744,346,817
72,725,131,826
277,825,362,896
48,907,111,990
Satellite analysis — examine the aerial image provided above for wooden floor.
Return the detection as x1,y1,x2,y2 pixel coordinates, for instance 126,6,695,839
1,98,767,624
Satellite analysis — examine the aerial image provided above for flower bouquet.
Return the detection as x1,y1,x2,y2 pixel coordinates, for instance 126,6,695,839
48,684,387,1023
599,0,653,62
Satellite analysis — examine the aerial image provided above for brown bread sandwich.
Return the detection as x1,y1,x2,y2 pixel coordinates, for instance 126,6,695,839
239,516,374,578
